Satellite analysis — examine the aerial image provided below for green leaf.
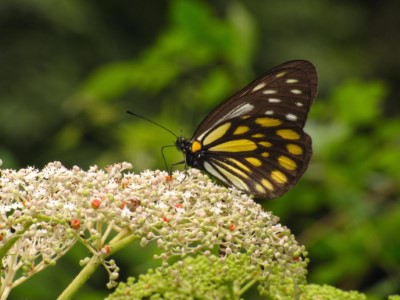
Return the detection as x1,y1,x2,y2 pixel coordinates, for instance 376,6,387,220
330,79,387,125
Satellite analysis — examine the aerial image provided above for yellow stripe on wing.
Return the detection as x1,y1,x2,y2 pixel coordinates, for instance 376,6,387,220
203,122,231,146
203,161,249,192
215,164,250,192
208,139,257,152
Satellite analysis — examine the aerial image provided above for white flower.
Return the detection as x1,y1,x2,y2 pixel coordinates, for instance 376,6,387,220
0,161,307,299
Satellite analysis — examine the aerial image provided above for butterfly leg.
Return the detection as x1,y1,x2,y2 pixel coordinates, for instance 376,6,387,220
170,160,189,183
161,144,178,174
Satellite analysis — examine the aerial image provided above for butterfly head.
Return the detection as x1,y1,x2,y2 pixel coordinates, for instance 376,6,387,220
176,137,204,168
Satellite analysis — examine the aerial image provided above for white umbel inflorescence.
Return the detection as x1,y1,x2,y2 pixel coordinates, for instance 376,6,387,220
0,161,307,297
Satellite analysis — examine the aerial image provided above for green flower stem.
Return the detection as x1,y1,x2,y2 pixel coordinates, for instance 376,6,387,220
239,276,259,296
226,281,236,300
57,252,103,300
0,220,33,299
57,229,138,300
108,229,140,255
0,254,17,300
0,220,32,261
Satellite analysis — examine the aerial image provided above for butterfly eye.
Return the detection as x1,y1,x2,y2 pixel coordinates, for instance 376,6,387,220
176,60,318,199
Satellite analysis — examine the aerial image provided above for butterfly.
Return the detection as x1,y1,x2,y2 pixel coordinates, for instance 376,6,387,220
175,60,318,199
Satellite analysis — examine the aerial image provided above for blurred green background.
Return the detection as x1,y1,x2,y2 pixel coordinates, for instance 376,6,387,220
1,0,400,299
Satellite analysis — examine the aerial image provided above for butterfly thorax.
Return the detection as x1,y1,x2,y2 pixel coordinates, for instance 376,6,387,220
175,137,204,168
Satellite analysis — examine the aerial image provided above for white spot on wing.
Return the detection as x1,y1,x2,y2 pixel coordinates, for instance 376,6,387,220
197,128,212,142
204,162,227,185
286,79,299,84
252,82,266,92
291,89,302,94
199,103,255,140
295,102,303,107
276,72,286,78
263,90,277,94
224,103,254,119
265,110,274,115
268,98,281,103
214,164,249,191
286,113,298,121
204,161,249,192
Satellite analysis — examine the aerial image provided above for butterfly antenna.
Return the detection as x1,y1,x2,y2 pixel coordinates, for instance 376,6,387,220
126,110,179,138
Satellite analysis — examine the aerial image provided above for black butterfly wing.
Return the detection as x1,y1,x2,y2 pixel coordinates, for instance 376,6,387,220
197,116,312,199
192,60,318,138
190,60,318,199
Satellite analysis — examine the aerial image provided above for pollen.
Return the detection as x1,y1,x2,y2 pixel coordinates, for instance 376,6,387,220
276,129,300,140
271,170,287,184
191,140,202,153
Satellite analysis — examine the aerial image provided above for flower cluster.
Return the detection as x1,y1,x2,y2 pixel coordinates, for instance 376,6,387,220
0,161,308,298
